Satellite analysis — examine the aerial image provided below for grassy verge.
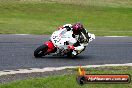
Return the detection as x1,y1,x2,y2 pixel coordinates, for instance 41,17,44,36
0,0,132,36
0,66,132,88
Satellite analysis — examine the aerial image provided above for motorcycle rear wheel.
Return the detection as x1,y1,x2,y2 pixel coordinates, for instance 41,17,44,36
34,45,48,58
67,50,77,58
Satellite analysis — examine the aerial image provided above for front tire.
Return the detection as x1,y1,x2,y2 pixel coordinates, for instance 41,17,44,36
34,45,48,58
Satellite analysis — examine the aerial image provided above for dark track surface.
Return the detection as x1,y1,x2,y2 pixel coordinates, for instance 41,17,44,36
0,35,132,71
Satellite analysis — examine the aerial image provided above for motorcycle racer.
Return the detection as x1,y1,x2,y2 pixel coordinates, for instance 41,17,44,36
34,23,95,58
58,22,95,57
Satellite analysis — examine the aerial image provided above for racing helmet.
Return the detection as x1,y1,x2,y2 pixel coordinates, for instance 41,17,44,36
72,22,83,35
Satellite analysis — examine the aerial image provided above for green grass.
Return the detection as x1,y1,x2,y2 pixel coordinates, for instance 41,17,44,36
0,66,132,88
0,0,132,36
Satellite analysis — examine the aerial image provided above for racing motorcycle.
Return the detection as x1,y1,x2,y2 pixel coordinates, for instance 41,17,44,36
34,28,95,58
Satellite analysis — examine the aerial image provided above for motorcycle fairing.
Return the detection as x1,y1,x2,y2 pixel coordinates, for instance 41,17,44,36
44,41,55,53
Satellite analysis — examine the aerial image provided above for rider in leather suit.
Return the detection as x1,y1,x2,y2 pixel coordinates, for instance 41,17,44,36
58,22,95,57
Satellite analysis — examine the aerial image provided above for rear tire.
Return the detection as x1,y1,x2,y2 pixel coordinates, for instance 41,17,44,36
67,50,77,58
34,45,48,58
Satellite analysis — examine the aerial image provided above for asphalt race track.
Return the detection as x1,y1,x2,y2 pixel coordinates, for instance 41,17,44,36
0,34,132,71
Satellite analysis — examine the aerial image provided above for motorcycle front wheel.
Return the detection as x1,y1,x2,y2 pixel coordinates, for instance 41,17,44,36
34,45,48,58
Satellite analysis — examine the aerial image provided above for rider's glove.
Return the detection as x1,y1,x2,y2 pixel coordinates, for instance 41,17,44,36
68,45,75,50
